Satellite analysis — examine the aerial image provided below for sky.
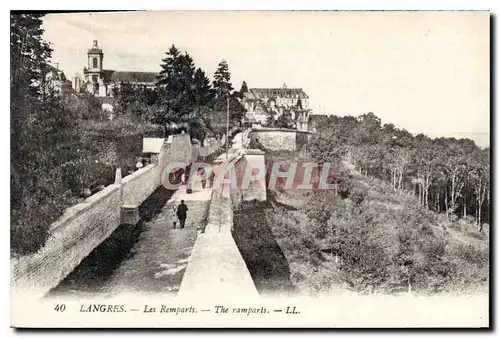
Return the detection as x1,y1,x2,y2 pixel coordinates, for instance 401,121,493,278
42,11,490,147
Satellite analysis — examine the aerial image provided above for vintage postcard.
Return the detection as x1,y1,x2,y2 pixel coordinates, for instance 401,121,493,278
10,10,490,328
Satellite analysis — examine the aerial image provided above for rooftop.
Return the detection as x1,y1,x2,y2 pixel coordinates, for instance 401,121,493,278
88,40,103,54
246,88,309,99
105,70,159,84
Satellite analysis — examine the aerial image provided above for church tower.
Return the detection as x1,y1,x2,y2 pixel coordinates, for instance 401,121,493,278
84,40,105,96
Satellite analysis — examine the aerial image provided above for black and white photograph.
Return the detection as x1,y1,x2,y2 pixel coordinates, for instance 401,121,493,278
9,10,490,328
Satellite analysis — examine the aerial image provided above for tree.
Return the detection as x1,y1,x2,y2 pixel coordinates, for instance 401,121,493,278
154,45,197,131
113,82,157,120
434,140,466,216
240,80,248,95
113,81,135,115
235,80,248,100
275,112,293,129
11,13,85,254
266,114,275,127
355,112,382,146
213,59,233,99
386,147,413,191
193,68,215,112
64,91,104,120
156,44,180,86
11,14,52,94
307,111,489,237
296,97,303,109
211,60,246,124
470,149,489,231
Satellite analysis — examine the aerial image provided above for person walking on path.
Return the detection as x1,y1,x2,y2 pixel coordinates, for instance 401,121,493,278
171,205,178,229
208,170,215,188
176,200,189,229
199,167,207,189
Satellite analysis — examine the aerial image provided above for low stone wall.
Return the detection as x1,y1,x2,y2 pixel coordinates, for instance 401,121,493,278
249,128,311,152
121,164,162,206
11,184,122,299
199,142,220,158
177,187,259,302
240,153,267,202
177,132,260,301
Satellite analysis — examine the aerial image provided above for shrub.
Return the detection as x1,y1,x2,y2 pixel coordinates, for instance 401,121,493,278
63,93,106,120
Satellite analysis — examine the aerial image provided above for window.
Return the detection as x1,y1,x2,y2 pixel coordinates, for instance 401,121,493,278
93,57,98,68
92,75,98,83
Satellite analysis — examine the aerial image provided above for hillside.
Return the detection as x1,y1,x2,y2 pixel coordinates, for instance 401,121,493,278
233,151,489,296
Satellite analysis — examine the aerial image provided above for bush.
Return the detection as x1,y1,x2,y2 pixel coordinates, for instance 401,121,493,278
11,164,75,255
63,93,106,120
11,111,159,255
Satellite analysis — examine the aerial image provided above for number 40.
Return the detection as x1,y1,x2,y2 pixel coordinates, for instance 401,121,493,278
54,304,66,312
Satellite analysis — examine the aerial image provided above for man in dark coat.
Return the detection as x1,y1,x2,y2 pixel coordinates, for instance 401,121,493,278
176,200,189,229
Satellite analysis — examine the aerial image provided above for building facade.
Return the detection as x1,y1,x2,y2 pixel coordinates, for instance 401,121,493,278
45,63,73,96
243,84,312,130
78,40,158,97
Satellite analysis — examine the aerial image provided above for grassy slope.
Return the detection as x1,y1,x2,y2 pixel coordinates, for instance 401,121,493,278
247,152,489,296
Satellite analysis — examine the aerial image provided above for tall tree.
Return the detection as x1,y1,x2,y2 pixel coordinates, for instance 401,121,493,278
470,148,489,231
213,59,234,99
235,80,248,99
441,142,467,215
212,59,246,122
296,97,303,109
193,68,215,112
156,44,181,87
154,45,197,131
11,14,52,94
305,111,490,230
240,80,248,95
11,13,84,254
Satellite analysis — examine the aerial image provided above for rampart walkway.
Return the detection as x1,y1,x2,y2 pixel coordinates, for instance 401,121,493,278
177,131,260,301
98,184,212,296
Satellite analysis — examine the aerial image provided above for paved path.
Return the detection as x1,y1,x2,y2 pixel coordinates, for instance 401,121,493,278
51,182,212,298
99,184,211,296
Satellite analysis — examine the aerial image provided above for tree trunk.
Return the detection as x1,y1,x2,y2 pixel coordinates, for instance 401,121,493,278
478,193,484,231
478,201,483,232
424,177,430,209
437,188,441,212
424,188,428,208
463,194,467,217
444,185,448,219
451,174,456,207
475,201,479,225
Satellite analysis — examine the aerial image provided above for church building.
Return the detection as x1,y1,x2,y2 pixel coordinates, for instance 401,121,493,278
77,40,159,97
